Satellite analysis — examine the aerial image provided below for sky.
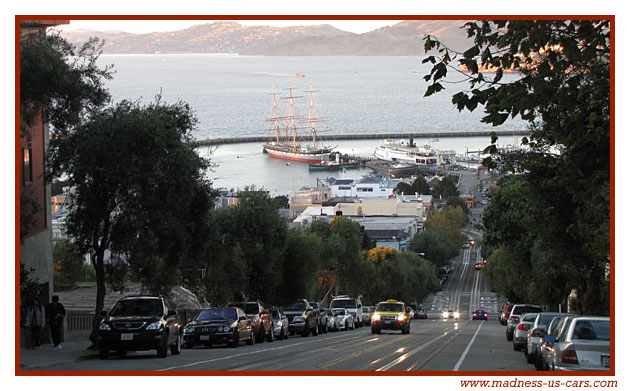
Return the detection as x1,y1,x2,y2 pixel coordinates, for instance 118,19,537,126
56,19,402,35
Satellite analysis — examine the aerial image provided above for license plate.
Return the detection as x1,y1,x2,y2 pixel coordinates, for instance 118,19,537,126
200,335,210,341
120,334,133,341
385,320,392,324
601,355,610,367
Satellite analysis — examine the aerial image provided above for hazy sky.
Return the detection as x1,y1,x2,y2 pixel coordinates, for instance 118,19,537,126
57,19,402,35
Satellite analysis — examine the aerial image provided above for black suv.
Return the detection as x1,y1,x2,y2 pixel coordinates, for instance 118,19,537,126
97,295,182,359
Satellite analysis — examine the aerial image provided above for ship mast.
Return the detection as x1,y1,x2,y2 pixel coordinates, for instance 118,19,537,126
271,88,280,144
288,79,298,149
308,81,317,150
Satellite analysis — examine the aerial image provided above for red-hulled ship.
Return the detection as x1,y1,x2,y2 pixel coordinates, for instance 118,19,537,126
263,80,334,163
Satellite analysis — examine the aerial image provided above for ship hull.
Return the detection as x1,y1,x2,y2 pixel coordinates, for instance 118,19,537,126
263,143,333,163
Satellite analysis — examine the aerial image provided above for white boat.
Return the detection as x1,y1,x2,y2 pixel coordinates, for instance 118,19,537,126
373,138,455,167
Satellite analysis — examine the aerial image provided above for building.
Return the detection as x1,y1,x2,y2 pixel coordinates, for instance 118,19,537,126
330,175,401,200
19,19,69,348
288,186,331,219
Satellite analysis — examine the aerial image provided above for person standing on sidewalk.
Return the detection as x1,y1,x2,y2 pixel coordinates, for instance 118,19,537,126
45,295,66,350
24,297,46,349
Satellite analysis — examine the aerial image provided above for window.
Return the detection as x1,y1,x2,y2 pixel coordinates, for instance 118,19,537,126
357,188,373,192
22,148,33,185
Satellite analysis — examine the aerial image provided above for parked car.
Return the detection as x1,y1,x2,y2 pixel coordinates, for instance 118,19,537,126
506,304,543,341
540,315,576,371
499,303,514,325
525,312,565,364
182,307,254,348
227,300,274,343
544,317,610,371
472,309,488,320
270,308,289,340
329,295,363,327
513,313,539,351
360,305,373,325
371,300,411,334
97,295,182,359
324,309,341,332
331,308,354,331
417,308,428,319
309,301,329,334
284,299,319,337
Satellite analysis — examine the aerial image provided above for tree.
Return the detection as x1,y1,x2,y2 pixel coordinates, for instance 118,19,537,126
446,196,469,216
410,226,459,267
423,20,610,313
20,31,112,243
395,182,414,195
52,239,85,290
411,176,431,195
47,98,211,344
431,176,459,199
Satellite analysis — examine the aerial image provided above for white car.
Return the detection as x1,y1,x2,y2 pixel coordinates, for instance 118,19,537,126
324,309,341,332
332,308,355,331
270,308,289,339
442,309,460,320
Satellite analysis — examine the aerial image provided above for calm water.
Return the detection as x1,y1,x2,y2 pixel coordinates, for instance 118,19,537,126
100,55,526,195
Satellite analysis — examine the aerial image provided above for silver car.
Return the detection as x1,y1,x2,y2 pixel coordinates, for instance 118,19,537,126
538,315,575,371
361,306,372,326
545,316,610,371
513,313,538,351
506,304,543,341
270,308,289,339
324,309,341,332
525,312,565,364
332,308,354,331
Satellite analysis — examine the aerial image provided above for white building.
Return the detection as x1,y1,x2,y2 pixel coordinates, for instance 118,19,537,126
330,175,401,200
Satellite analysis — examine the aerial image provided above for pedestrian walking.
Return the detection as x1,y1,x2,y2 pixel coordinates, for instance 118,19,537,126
24,297,46,349
45,295,66,350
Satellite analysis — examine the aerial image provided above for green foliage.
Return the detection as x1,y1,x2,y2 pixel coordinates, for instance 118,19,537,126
412,176,432,195
277,229,323,304
19,189,40,244
395,182,414,195
446,196,469,216
431,176,459,199
410,226,459,267
52,239,85,290
20,31,112,139
424,20,610,314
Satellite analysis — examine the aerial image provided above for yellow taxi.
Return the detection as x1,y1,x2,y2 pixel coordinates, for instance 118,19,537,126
371,299,411,334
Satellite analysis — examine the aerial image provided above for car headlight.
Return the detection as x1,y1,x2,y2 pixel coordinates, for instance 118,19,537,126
372,314,381,321
183,326,195,334
295,316,305,322
397,315,406,321
251,316,259,323
454,312,460,319
277,321,283,326
146,320,164,331
223,326,231,332
99,322,111,331
442,312,448,318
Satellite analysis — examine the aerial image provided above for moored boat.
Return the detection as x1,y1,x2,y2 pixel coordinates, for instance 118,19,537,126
308,160,360,171
366,160,419,176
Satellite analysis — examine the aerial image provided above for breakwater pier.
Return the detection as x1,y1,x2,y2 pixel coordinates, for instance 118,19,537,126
192,130,529,147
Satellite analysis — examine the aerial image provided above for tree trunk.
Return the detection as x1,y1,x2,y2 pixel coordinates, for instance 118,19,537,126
88,249,107,345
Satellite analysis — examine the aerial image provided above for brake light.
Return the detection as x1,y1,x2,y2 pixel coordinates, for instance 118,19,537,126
484,313,488,317
516,323,530,331
510,316,519,322
561,349,579,365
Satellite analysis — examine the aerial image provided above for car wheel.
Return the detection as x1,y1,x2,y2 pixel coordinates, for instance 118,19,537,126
371,328,381,334
246,330,255,345
256,326,265,343
513,343,520,351
157,335,169,358
312,323,319,336
183,342,193,349
302,325,310,337
506,330,513,341
99,347,108,360
323,323,328,333
171,332,182,355
229,330,239,348
266,325,274,342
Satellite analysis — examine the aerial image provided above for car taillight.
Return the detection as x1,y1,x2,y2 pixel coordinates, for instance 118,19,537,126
484,314,488,317
561,349,579,365
510,316,519,322
516,323,529,331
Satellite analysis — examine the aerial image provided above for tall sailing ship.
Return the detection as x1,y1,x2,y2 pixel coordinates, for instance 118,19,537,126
263,80,335,163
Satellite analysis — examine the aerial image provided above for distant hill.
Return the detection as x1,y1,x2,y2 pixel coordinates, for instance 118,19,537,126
60,20,473,56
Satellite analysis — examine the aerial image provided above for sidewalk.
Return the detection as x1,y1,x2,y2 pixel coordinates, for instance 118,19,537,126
18,339,96,371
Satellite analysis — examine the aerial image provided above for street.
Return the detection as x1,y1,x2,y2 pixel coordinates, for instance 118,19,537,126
27,241,533,372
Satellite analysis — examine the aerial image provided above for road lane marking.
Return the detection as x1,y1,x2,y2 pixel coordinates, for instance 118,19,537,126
452,320,485,371
375,331,454,371
155,331,367,371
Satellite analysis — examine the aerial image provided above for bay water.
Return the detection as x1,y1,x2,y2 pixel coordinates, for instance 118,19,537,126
100,54,525,195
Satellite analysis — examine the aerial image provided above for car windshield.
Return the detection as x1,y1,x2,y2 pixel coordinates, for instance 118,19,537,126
376,303,403,312
522,313,538,322
228,302,259,315
270,309,280,319
110,299,162,317
538,313,560,326
196,308,237,321
323,310,333,316
512,306,542,315
362,307,370,313
286,302,306,311
572,320,610,341
330,299,356,309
